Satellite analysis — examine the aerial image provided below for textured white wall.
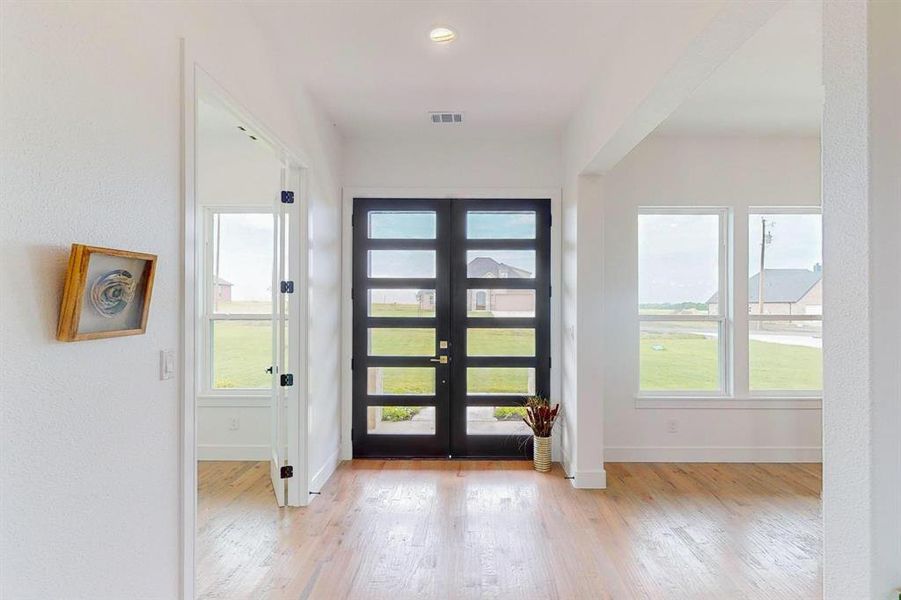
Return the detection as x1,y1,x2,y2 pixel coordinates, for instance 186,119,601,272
343,138,561,189
822,1,901,597
0,3,342,598
602,135,822,461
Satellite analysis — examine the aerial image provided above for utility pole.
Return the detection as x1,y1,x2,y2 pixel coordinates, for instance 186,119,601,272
757,218,772,322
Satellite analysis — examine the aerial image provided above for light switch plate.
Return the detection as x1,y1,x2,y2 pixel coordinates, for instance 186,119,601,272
160,349,176,380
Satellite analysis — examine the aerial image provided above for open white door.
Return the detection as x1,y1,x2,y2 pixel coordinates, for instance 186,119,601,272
269,165,288,506
270,163,306,506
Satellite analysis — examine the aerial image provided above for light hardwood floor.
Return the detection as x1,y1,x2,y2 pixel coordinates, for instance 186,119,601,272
197,460,822,599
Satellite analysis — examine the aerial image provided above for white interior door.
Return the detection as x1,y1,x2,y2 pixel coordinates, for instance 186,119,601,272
269,165,289,506
270,163,306,506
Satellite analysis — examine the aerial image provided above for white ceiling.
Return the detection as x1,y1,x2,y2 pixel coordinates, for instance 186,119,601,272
251,1,721,141
656,0,823,136
250,1,822,142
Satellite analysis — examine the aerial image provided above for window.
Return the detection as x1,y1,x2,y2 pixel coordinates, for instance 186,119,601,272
638,210,727,394
748,209,822,392
205,210,274,390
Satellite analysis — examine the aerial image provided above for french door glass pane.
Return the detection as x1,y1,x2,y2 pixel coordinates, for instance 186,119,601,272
368,328,435,356
466,406,530,435
750,320,822,390
369,250,436,278
369,211,436,239
638,214,720,316
467,211,536,239
211,320,271,389
367,406,436,435
467,368,536,395
748,213,822,316
367,367,436,395
467,329,535,356
467,250,535,279
639,321,719,391
369,289,436,317
467,289,535,317
211,213,273,314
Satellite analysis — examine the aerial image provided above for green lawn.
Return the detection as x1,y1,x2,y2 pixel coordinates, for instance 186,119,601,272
212,321,272,389
640,331,822,391
211,305,822,393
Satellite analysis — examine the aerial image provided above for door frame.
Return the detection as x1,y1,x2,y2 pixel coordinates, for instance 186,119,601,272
181,47,311,599
341,187,562,462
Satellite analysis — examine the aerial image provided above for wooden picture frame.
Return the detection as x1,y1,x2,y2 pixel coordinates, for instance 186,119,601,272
57,244,157,342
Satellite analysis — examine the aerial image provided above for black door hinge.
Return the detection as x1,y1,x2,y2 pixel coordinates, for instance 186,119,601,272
280,280,294,294
280,373,294,387
351,358,355,370
281,190,294,204
280,465,294,479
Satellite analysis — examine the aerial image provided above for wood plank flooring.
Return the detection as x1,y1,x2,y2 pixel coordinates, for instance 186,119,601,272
197,461,822,599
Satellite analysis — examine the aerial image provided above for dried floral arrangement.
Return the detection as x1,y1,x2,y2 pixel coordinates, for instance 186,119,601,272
522,395,560,438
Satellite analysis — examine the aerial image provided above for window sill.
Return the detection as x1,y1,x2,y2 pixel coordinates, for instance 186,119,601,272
197,394,271,408
634,396,822,410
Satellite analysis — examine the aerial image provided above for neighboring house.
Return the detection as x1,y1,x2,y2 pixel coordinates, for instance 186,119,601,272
417,257,535,315
707,265,822,315
467,256,532,279
215,276,233,304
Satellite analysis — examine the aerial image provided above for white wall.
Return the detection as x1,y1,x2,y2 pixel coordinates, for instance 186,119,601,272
343,138,561,189
0,3,341,598
602,134,822,461
822,1,901,597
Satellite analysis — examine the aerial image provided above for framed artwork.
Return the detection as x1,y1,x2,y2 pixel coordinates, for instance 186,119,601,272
57,244,157,342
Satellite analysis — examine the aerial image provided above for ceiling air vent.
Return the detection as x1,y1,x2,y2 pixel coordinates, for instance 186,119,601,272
429,112,464,125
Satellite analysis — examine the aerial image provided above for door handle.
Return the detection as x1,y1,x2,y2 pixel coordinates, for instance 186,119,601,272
430,356,449,364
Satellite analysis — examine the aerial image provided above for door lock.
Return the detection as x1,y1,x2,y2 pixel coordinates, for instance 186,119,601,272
430,356,449,364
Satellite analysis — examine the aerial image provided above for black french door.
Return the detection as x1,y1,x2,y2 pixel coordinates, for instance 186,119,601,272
352,198,550,458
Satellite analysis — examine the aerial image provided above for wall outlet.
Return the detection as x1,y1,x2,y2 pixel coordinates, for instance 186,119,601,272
229,417,240,431
666,419,679,434
160,349,175,380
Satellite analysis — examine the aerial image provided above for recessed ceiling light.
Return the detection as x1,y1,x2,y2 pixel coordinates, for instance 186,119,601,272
429,26,457,44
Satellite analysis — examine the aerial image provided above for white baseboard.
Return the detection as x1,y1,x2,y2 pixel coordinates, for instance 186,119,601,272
197,444,270,461
570,469,607,489
604,446,823,463
310,447,342,497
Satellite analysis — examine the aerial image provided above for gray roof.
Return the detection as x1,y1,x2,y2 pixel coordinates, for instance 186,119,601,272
215,276,233,287
467,256,532,278
708,269,821,304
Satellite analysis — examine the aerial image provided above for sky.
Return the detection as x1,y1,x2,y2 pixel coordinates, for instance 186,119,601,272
215,210,539,305
638,213,821,305
367,211,536,282
215,213,274,302
216,211,820,307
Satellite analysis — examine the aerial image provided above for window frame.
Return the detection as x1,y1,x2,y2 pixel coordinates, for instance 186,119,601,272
201,206,275,395
746,206,822,397
637,207,731,397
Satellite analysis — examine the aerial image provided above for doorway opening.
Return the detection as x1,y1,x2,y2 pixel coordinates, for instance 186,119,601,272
192,76,308,514
351,198,551,458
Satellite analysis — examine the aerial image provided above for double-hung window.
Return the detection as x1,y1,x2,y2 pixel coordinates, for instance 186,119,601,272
203,209,274,391
747,208,822,393
638,209,728,395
